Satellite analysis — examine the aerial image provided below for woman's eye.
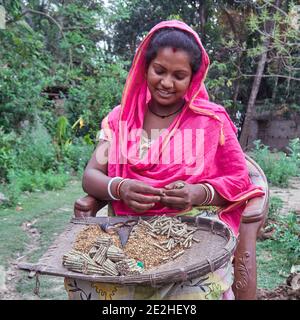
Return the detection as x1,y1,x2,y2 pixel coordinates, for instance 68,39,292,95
154,69,164,75
175,75,186,80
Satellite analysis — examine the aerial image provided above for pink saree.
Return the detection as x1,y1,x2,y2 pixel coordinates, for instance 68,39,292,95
101,20,265,236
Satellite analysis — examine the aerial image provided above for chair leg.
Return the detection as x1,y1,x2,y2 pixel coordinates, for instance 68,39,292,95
233,221,261,300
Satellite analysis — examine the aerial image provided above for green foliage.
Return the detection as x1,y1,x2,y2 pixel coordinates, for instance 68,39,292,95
2,0,22,19
1,0,299,208
15,121,58,173
0,127,18,181
0,120,70,207
0,1,128,208
272,212,300,264
0,118,93,207
286,138,300,168
62,137,94,175
65,60,127,135
7,169,69,193
55,116,70,146
206,61,240,110
268,196,284,221
0,20,51,129
257,197,300,288
257,239,292,290
0,180,84,299
247,1,300,110
0,182,21,207
250,139,300,187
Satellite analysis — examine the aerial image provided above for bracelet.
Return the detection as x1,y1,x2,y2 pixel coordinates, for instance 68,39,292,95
107,177,122,201
203,183,215,205
116,178,130,199
199,184,210,206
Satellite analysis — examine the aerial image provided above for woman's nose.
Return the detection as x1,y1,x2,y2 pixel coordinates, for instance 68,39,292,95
160,76,173,89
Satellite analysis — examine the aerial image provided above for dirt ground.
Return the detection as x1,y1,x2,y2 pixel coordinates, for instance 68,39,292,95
0,220,41,300
269,177,300,216
257,273,300,300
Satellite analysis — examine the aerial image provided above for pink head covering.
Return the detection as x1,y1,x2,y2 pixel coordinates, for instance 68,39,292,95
101,20,265,235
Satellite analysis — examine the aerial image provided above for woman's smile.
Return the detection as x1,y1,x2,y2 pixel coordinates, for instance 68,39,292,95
156,88,176,98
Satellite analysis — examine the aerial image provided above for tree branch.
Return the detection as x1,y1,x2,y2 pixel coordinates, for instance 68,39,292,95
233,73,300,82
257,0,289,18
255,28,300,48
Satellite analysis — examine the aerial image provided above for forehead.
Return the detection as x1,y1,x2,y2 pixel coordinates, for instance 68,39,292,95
151,47,192,72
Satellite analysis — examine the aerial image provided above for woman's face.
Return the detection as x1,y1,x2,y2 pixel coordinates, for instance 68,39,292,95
146,47,193,108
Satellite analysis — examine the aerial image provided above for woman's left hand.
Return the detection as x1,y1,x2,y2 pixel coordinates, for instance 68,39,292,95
160,180,199,210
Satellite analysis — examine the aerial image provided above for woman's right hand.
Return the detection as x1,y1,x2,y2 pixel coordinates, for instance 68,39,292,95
119,179,164,213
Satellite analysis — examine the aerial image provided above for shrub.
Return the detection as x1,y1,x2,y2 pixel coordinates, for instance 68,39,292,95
272,212,300,264
62,137,94,175
0,127,19,182
287,138,300,168
268,196,284,221
0,182,21,207
43,170,70,190
7,169,69,193
15,120,58,173
249,140,299,187
64,60,127,136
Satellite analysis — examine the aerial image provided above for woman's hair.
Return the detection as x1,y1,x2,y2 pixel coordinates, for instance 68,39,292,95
145,27,202,74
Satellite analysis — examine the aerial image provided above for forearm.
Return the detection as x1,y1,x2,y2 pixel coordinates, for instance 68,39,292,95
82,168,120,201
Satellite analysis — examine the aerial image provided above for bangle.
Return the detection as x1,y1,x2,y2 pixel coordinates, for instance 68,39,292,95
116,178,130,199
199,184,210,206
107,177,122,201
203,183,215,205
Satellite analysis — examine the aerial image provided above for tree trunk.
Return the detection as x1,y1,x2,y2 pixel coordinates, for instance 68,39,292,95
239,0,280,150
239,38,270,150
198,0,206,42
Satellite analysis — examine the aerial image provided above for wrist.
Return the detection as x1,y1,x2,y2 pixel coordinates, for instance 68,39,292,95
108,177,123,200
116,178,131,200
190,184,206,206
191,183,214,206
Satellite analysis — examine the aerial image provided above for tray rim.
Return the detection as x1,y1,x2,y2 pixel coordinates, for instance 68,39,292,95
18,215,237,286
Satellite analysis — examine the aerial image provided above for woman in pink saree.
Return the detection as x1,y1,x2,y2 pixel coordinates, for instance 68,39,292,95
78,20,265,300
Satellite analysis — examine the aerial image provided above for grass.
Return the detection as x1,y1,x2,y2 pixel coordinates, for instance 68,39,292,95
256,240,292,290
0,178,84,300
256,197,299,290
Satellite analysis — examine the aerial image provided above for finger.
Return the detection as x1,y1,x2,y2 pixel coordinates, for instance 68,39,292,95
164,182,176,190
129,200,155,212
160,196,186,206
160,201,186,210
164,188,186,197
134,184,165,196
131,193,161,204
